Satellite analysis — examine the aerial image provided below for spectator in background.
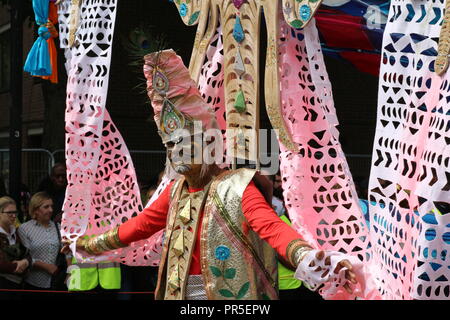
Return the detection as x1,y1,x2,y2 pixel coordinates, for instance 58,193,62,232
19,183,31,223
121,170,165,300
268,172,323,300
0,178,31,223
0,177,6,198
18,192,65,296
37,163,67,223
0,196,31,299
157,170,164,186
139,169,165,206
140,185,158,208
119,262,157,301
270,172,287,217
120,182,158,300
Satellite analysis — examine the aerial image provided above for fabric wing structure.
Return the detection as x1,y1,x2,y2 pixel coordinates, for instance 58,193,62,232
58,0,162,266
315,0,389,76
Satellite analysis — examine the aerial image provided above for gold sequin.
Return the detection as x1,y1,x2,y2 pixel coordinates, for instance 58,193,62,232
168,264,180,292
164,181,212,300
173,228,185,257
179,199,191,224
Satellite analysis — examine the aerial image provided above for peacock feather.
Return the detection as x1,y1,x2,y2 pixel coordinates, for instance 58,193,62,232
121,25,169,68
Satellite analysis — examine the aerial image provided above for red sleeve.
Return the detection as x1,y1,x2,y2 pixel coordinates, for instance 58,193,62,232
242,181,303,259
118,181,174,244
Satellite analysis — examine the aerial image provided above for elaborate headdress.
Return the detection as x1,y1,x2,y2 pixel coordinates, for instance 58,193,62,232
143,49,219,143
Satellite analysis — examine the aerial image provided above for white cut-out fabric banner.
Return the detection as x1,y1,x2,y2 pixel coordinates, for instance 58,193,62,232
369,0,450,299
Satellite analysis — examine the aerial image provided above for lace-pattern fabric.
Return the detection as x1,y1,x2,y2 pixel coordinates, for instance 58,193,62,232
276,18,378,299
369,0,450,299
197,26,229,165
58,0,162,266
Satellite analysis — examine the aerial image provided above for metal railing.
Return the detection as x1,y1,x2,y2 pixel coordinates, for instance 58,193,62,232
0,148,55,193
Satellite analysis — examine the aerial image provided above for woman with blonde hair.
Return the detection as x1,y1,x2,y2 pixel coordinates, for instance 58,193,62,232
18,192,66,293
0,196,31,299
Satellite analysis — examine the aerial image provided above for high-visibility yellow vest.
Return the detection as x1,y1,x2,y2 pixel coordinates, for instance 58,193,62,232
278,215,302,291
68,258,121,291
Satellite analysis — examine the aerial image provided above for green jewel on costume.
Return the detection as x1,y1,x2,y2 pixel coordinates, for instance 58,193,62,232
234,89,247,113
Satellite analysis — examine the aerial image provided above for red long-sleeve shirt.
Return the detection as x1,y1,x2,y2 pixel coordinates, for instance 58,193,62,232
118,180,302,274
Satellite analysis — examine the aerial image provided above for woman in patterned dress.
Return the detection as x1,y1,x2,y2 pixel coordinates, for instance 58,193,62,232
18,192,62,292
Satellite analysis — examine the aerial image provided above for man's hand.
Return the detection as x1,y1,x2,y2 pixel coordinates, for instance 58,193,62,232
334,258,358,294
309,250,358,294
60,239,72,254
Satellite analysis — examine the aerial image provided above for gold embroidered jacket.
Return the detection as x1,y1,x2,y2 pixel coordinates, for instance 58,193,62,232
155,168,279,300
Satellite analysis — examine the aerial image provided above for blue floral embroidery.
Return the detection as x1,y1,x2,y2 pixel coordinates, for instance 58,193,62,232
215,245,231,261
210,245,249,299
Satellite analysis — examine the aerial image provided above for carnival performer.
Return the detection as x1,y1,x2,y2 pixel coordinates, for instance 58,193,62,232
63,49,365,300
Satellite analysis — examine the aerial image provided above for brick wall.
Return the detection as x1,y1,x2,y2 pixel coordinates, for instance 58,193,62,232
0,7,46,148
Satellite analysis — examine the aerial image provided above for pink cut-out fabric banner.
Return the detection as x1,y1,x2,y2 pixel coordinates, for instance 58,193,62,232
197,27,227,139
276,18,380,300
198,26,237,170
58,0,162,266
369,0,450,300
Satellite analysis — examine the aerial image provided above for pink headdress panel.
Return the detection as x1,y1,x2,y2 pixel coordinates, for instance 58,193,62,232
143,49,218,141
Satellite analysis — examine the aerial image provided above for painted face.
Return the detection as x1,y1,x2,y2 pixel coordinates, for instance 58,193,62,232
34,199,54,223
165,133,203,176
0,204,18,227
